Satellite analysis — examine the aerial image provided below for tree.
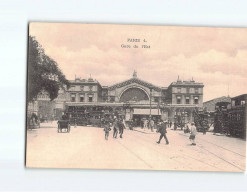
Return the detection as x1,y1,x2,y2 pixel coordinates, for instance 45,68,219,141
27,36,70,102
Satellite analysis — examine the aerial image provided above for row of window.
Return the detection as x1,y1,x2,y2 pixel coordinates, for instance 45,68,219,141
231,100,246,107
229,113,244,121
38,94,65,100
37,95,49,99
176,87,199,94
71,94,94,102
176,96,199,104
70,85,94,91
103,97,168,103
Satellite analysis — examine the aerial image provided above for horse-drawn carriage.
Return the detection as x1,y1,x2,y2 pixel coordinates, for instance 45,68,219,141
57,120,70,133
27,113,40,130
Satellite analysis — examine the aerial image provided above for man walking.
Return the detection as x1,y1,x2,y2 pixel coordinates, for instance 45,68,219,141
143,119,148,129
103,122,111,140
189,122,197,145
118,118,125,138
150,118,154,132
156,120,169,145
113,117,119,138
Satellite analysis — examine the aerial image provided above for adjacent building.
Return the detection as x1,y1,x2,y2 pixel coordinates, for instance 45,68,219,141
203,96,231,113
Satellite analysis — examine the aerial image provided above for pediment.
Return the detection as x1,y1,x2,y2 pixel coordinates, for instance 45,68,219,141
108,78,161,92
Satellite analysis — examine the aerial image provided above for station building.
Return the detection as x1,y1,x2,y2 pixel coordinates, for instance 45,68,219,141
65,71,204,124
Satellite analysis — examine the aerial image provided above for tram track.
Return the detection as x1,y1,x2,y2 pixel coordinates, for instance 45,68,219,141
126,129,245,171
120,131,224,171
173,131,245,171
179,132,246,157
116,139,153,169
198,145,245,172
178,132,245,171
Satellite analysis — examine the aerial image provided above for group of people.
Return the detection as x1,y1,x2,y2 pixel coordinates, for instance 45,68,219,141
142,118,155,131
140,118,173,131
103,117,198,146
103,116,126,140
156,120,198,146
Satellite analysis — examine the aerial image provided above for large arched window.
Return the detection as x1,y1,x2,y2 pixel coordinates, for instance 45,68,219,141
119,88,149,102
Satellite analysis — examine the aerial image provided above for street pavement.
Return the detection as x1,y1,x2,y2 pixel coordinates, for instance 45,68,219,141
26,122,246,172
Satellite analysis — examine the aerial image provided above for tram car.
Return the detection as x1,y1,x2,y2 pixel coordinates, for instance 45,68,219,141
101,112,114,125
174,114,185,130
88,111,104,127
66,106,90,126
228,94,247,138
65,105,126,127
213,102,231,135
193,110,209,134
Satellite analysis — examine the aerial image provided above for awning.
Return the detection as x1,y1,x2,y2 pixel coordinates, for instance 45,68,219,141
194,97,198,99
133,108,161,115
177,96,181,99
186,97,190,99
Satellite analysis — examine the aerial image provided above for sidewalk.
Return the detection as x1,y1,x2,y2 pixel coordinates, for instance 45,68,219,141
131,127,158,134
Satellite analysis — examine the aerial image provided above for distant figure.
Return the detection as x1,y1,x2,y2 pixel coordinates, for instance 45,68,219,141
129,120,133,130
122,118,127,130
103,122,111,140
140,119,144,129
134,118,137,127
61,113,67,120
113,118,119,138
143,119,148,129
118,119,125,138
170,121,172,128
156,120,169,145
149,118,154,132
189,122,197,145
184,122,191,134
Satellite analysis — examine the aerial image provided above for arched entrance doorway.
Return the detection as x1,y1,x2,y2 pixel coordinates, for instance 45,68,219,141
119,87,151,127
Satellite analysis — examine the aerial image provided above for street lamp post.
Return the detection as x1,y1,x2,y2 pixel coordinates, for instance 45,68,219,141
157,100,160,116
149,88,153,118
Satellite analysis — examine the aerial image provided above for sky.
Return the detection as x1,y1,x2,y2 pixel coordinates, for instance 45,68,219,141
29,23,247,102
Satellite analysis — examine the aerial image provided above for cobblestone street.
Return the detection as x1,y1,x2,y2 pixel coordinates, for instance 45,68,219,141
26,122,246,172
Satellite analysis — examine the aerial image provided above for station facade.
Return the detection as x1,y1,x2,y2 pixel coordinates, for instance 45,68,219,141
65,71,204,124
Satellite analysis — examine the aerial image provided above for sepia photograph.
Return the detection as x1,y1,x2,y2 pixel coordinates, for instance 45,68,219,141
26,23,246,172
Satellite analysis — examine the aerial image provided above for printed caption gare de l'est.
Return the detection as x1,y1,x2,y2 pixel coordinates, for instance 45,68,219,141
121,38,151,49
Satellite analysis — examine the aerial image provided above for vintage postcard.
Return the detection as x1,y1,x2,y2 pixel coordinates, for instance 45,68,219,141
26,23,246,172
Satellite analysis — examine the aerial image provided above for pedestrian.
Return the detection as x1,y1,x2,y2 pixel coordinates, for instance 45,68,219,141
156,120,169,145
189,122,197,145
184,122,191,134
61,112,67,120
103,122,111,140
134,118,138,128
140,119,144,129
143,119,148,129
150,118,154,132
129,120,133,130
122,117,127,130
112,117,119,138
118,119,125,138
